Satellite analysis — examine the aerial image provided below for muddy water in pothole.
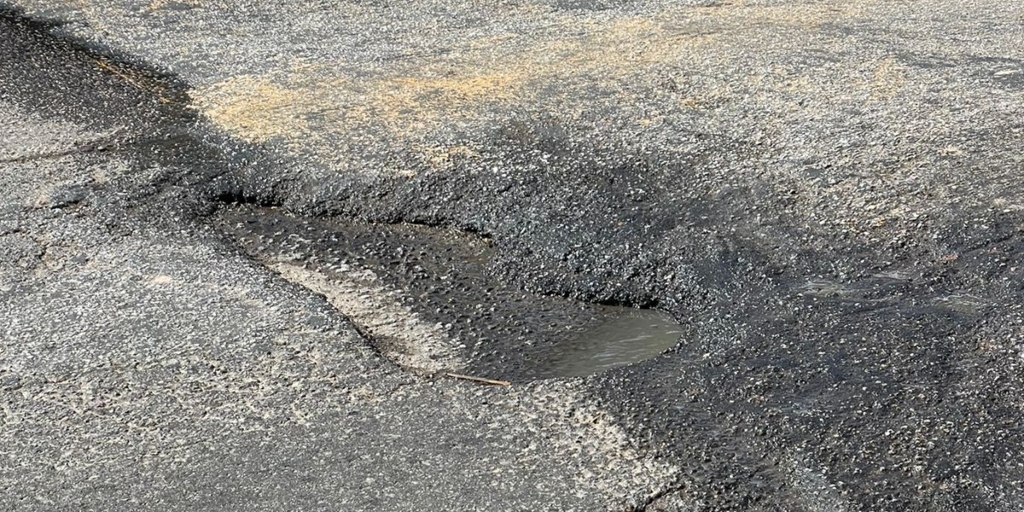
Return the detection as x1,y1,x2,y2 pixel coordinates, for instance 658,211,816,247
534,307,682,379
216,206,683,380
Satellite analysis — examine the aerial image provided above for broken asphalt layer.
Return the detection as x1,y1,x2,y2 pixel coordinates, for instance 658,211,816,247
3,0,1024,510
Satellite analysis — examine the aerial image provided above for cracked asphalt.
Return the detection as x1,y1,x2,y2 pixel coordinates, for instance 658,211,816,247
3,0,1024,510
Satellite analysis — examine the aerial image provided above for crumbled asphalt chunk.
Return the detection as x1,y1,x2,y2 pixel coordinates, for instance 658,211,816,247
5,0,1024,510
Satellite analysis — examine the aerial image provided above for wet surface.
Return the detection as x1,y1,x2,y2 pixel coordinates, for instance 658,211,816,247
534,306,682,379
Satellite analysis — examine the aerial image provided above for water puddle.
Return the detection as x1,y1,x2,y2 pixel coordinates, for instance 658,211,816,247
533,306,683,379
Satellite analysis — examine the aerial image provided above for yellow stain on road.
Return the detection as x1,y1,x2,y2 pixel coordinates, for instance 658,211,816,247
193,1,873,168
199,76,318,143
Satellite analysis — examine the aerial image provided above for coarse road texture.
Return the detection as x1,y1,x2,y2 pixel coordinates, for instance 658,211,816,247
3,1,1024,510
0,10,675,512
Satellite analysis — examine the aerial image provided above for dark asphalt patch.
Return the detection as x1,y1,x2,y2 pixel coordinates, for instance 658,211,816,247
0,6,188,132
0,5,271,221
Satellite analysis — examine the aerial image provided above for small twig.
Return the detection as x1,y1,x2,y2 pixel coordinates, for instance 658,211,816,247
95,59,147,91
444,373,510,386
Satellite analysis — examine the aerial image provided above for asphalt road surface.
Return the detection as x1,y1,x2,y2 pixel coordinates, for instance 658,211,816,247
2,1,1024,510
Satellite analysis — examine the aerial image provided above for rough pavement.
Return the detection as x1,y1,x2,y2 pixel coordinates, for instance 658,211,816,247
3,0,1024,510
0,12,675,511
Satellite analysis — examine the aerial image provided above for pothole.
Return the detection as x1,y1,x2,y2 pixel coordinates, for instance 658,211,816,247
215,205,683,381
3,6,682,383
